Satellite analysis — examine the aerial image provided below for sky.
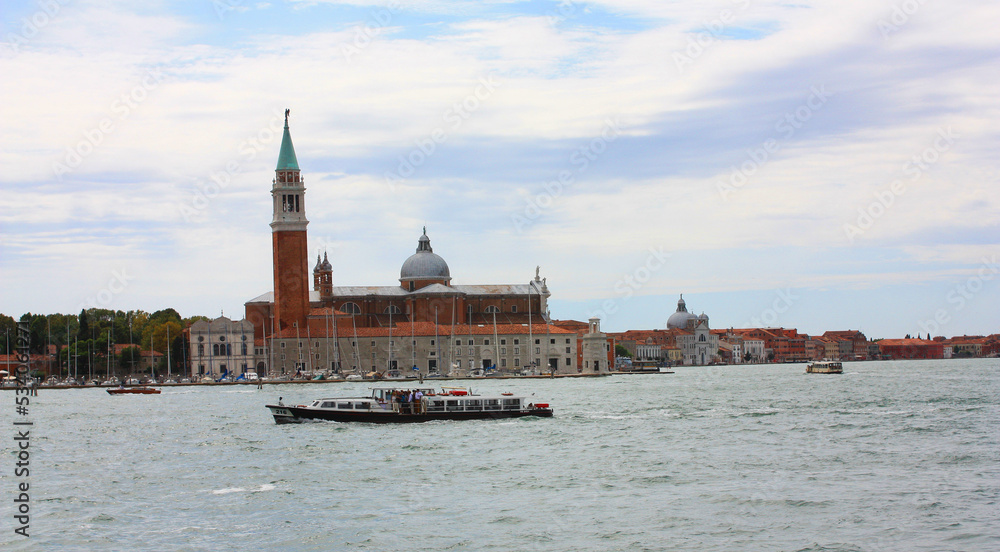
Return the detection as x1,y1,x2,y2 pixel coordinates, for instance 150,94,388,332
1,0,998,339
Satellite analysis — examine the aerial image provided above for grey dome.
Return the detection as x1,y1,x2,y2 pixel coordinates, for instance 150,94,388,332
400,229,451,283
667,294,697,329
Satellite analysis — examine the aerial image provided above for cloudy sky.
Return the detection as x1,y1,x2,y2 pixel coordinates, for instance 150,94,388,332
1,0,997,338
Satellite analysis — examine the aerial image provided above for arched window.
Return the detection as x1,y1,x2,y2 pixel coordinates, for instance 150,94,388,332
341,302,361,314
699,334,706,342
484,305,500,313
384,305,401,315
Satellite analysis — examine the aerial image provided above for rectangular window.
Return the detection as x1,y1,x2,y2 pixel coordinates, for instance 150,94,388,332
456,340,462,346
501,347,507,355
484,339,490,345
280,342,285,348
511,305,518,313
468,348,474,356
550,339,555,344
431,340,435,346
315,353,320,360
566,347,570,354
535,339,540,344
514,339,519,345
565,358,571,366
501,339,507,345
514,347,519,354
501,358,507,367
566,339,571,344
371,341,376,347
514,358,520,366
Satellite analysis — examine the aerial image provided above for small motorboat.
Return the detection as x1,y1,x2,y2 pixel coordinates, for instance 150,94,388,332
107,386,161,395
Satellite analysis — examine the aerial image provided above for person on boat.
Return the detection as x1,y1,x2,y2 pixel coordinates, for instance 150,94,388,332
414,389,423,414
278,397,284,406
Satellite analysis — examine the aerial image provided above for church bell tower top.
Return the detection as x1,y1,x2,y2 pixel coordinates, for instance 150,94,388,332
276,108,300,171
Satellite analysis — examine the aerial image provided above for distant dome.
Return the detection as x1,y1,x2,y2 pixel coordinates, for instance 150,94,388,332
667,294,697,329
400,229,451,283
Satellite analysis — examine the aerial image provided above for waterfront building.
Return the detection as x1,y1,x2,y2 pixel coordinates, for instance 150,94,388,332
243,111,578,376
668,295,719,365
552,319,614,373
822,330,869,360
187,317,255,377
877,339,944,360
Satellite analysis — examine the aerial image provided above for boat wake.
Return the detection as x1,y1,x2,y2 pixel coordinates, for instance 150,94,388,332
211,484,276,495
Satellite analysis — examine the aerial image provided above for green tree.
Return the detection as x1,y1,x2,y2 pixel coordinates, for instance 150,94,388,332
118,346,142,374
614,344,632,358
0,314,17,354
78,309,90,341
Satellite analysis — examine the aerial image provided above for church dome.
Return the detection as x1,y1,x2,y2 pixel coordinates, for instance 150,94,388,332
400,229,451,283
667,294,697,329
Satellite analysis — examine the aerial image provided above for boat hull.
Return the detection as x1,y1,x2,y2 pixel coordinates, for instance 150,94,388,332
266,404,553,424
108,388,161,395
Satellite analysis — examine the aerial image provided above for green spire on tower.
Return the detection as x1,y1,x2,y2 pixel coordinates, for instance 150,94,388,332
276,108,299,171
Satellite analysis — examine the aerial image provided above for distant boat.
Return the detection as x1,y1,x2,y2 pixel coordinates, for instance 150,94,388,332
108,386,161,395
806,360,843,374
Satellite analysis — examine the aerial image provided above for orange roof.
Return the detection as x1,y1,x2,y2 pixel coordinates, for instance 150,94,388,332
879,339,938,346
270,322,575,339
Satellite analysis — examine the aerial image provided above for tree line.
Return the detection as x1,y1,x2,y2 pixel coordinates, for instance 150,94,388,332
1,309,211,377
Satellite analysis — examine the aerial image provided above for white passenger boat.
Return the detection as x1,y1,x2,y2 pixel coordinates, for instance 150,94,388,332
806,360,843,374
266,387,553,424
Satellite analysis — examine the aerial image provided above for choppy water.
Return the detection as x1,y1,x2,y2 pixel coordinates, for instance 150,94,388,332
2,359,998,552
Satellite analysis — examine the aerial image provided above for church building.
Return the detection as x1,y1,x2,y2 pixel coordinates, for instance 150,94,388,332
244,111,596,377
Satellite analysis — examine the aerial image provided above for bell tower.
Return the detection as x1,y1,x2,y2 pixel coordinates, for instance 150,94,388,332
270,109,309,334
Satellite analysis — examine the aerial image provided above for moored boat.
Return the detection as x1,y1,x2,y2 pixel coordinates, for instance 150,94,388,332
266,387,552,424
806,360,843,374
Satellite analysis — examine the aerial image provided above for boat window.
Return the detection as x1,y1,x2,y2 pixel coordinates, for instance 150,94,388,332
321,401,335,408
484,399,500,411
465,399,482,411
338,402,353,409
355,402,371,410
502,398,520,409
446,400,461,412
